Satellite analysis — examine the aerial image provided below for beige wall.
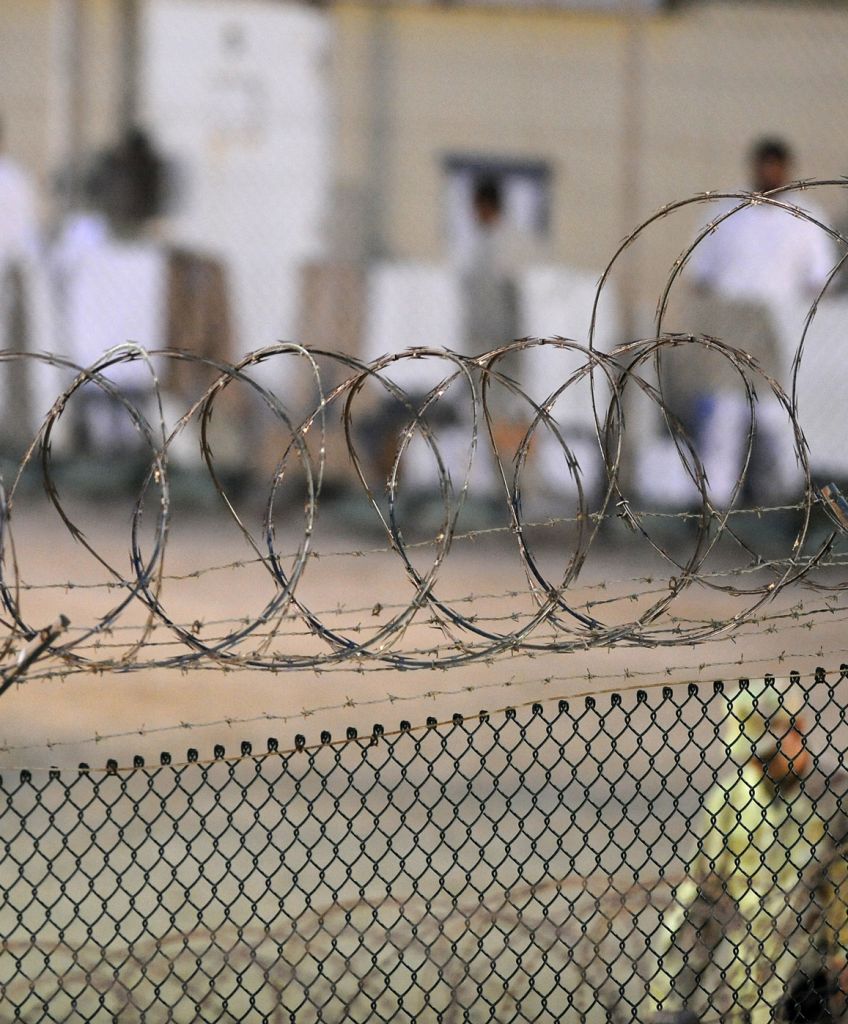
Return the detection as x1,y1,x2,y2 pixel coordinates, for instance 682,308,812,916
0,0,55,193
0,0,125,223
3,0,847,305
332,3,628,266
637,2,848,314
332,1,848,310
79,0,128,155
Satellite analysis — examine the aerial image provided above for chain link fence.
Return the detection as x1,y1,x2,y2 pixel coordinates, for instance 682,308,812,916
3,7,848,1020
3,670,848,1022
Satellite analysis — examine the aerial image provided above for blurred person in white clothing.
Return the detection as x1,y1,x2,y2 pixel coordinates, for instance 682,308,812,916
0,117,43,451
0,119,38,265
460,176,523,356
691,138,833,307
458,177,536,505
675,138,837,508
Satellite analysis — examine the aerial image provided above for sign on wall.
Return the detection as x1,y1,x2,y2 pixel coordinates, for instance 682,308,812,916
141,0,333,351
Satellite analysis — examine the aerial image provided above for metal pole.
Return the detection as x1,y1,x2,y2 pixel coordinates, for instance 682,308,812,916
50,0,86,220
619,0,646,341
119,0,141,130
366,0,392,261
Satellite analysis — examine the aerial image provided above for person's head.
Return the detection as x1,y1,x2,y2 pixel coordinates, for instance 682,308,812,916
472,176,503,227
123,126,153,159
725,678,809,785
750,137,794,193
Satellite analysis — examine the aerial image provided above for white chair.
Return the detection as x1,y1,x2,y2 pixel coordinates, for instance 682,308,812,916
363,261,463,388
362,261,496,496
517,265,622,502
57,239,168,450
793,296,848,477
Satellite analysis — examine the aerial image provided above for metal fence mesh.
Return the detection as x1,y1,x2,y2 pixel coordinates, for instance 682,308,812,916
3,669,847,1022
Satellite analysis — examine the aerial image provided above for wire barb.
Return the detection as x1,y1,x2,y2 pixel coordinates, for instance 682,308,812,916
0,183,846,680
0,615,70,699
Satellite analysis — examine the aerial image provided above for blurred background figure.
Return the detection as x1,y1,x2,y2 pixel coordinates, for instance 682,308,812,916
0,115,43,456
356,174,531,518
49,124,237,478
51,125,171,459
0,117,38,265
88,126,166,237
648,678,848,1024
671,138,838,508
458,175,533,508
460,175,522,356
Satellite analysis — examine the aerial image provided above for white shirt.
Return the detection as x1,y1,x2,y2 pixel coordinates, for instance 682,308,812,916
688,195,837,305
63,240,167,378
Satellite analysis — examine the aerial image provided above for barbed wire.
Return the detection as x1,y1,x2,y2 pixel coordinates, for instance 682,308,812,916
2,182,848,684
3,653,845,770
6,586,848,680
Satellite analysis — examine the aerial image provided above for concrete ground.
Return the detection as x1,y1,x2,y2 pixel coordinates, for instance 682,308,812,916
2,490,847,1022
1,487,844,770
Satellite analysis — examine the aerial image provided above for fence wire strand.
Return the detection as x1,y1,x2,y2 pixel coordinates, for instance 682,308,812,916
2,674,848,1023
3,184,848,1022
3,192,848,677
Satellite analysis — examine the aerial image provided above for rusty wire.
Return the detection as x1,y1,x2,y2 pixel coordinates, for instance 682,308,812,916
3,183,848,1024
1,182,848,684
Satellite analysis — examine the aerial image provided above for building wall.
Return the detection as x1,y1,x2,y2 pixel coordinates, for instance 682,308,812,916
3,0,848,302
0,0,126,223
331,0,848,309
0,0,56,194
78,0,128,155
636,2,848,312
